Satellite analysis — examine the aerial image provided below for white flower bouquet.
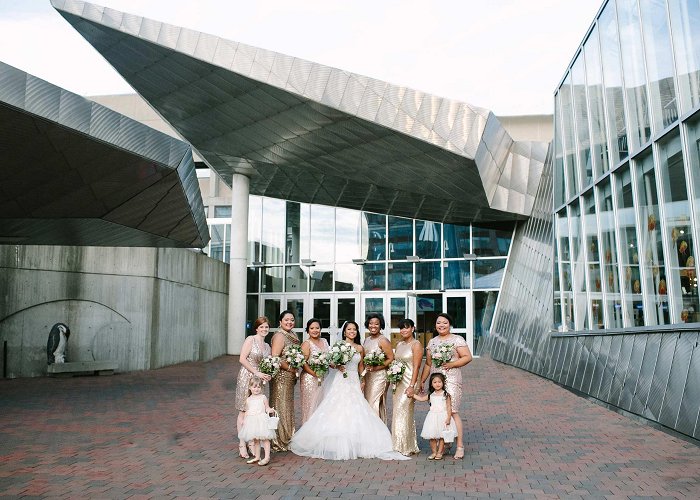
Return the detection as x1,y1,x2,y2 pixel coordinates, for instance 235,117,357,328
329,341,355,378
363,347,386,367
308,350,330,386
258,355,281,384
283,344,305,377
386,360,407,393
432,343,454,368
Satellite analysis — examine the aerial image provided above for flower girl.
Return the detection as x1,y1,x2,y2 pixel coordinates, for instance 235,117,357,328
238,377,276,466
412,372,456,460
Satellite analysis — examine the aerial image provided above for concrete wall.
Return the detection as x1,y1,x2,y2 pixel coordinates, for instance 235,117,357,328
0,245,228,378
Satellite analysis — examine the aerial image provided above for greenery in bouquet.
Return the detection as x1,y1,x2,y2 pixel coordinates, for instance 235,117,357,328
308,350,330,386
258,355,281,383
386,360,407,393
282,344,306,377
329,341,355,378
363,347,386,367
431,342,454,368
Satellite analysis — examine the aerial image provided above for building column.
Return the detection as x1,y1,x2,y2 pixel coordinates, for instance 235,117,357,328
227,170,251,355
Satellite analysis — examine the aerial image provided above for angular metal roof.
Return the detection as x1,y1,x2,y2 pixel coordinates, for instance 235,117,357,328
0,61,208,247
53,0,547,225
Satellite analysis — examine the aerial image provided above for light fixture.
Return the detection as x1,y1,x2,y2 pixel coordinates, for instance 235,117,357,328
463,253,477,261
405,255,421,262
301,259,316,266
352,258,367,265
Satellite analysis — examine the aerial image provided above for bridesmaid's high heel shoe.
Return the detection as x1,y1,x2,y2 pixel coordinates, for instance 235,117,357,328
453,446,465,460
239,443,249,459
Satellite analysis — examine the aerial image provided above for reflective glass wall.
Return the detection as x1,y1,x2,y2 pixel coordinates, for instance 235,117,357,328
554,0,700,330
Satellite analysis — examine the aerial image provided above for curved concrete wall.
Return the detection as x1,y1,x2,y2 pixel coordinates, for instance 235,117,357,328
0,245,228,377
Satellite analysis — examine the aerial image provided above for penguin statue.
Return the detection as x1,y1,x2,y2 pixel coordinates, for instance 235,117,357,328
47,323,71,364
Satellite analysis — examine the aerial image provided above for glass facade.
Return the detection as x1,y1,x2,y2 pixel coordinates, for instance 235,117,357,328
554,0,700,331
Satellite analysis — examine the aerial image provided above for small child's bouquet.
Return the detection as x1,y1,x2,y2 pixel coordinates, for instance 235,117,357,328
431,343,454,368
386,360,407,393
282,344,305,377
308,350,330,386
258,355,281,384
329,341,355,378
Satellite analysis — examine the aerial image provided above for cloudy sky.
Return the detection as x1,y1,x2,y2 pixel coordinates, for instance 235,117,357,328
0,0,602,115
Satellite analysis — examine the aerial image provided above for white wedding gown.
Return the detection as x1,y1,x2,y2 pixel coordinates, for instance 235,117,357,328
290,350,410,460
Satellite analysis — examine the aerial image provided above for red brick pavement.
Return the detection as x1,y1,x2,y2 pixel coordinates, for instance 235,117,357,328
1,357,698,499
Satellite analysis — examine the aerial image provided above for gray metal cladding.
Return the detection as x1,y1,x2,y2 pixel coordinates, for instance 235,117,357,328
632,334,662,415
647,334,678,420
659,333,696,429
619,335,646,411
609,334,634,407
676,338,700,437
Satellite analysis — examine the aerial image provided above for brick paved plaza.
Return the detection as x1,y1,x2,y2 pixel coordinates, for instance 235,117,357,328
1,356,699,499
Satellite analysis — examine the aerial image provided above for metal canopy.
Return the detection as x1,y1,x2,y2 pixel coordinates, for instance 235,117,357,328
53,0,547,225
0,61,208,247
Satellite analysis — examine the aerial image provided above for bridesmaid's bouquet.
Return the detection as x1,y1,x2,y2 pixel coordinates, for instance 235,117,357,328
432,343,455,368
258,355,281,384
363,347,386,367
386,360,407,393
329,341,355,378
308,351,330,386
283,344,305,377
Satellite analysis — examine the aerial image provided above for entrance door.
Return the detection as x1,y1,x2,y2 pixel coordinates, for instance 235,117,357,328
444,292,473,353
415,293,443,349
311,296,332,343
335,295,357,342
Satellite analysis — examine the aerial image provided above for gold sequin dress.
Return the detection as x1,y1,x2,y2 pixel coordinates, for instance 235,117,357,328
427,334,468,413
363,335,389,423
300,338,329,424
235,337,270,411
391,340,420,455
270,330,300,451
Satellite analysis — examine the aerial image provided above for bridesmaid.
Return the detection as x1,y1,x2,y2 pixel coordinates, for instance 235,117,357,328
270,309,300,452
234,316,272,459
362,312,394,423
391,318,422,456
419,312,473,460
299,318,329,424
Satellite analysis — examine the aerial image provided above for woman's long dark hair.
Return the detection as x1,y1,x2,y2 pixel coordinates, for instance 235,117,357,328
341,321,361,344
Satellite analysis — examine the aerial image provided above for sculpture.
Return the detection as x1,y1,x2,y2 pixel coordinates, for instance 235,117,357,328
47,323,71,364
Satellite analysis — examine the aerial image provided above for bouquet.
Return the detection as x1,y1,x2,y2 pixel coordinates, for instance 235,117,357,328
432,343,454,368
363,347,386,367
258,355,281,384
386,360,407,393
308,350,330,386
329,341,355,378
283,344,305,377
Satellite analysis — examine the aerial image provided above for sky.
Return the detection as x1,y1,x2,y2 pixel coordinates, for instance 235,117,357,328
0,0,602,116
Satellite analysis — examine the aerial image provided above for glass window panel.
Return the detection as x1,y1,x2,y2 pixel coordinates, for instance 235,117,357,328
416,261,441,290
334,263,359,291
246,295,258,337
563,294,574,331
553,241,561,292
600,2,629,162
313,298,331,329
636,148,669,324
224,224,230,264
639,0,678,131
310,204,335,263
285,299,305,330
617,0,652,150
554,95,567,205
248,196,262,263
336,208,362,262
569,201,589,329
214,205,231,218
262,266,283,293
668,0,700,114
263,298,281,330
210,224,225,262
572,55,593,186
388,216,413,259
659,131,699,323
444,261,471,290
443,224,470,258
553,294,563,330
446,297,467,329
247,267,260,294
472,223,513,256
337,298,356,328
362,213,386,261
473,259,506,289
560,73,580,197
687,119,700,320
615,165,644,326
363,263,385,291
416,220,442,259
309,265,333,292
285,202,301,264
557,209,572,292
598,180,622,328
474,291,498,352
584,191,603,329
262,198,285,264
591,298,605,329
584,26,610,174
390,298,407,329
388,262,413,290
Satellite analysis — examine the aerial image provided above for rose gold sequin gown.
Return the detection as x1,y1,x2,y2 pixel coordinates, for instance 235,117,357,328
235,337,270,411
300,338,329,424
363,335,389,423
391,340,420,455
427,334,468,413
270,330,300,451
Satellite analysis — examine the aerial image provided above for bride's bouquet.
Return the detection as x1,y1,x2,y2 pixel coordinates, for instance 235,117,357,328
282,344,305,377
329,341,355,378
258,355,281,384
308,350,330,386
432,343,454,368
386,360,407,393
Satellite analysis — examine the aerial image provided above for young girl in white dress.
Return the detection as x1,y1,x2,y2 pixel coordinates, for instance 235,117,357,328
413,372,456,460
238,377,276,466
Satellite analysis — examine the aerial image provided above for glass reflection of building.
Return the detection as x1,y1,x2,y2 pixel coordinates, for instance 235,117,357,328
554,0,700,331
203,190,513,351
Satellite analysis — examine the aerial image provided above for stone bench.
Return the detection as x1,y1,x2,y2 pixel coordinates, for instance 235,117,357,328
47,361,118,377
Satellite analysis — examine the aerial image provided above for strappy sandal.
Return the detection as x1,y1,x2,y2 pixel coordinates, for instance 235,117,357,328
453,447,465,460
427,453,436,460
434,454,443,460
239,443,249,459
246,457,259,464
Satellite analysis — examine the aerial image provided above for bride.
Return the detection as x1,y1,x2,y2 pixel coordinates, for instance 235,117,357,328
289,321,410,461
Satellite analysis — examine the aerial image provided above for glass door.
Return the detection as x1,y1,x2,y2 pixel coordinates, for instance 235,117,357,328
311,296,332,343
334,295,357,343
443,292,473,353
415,293,442,350
387,294,409,346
